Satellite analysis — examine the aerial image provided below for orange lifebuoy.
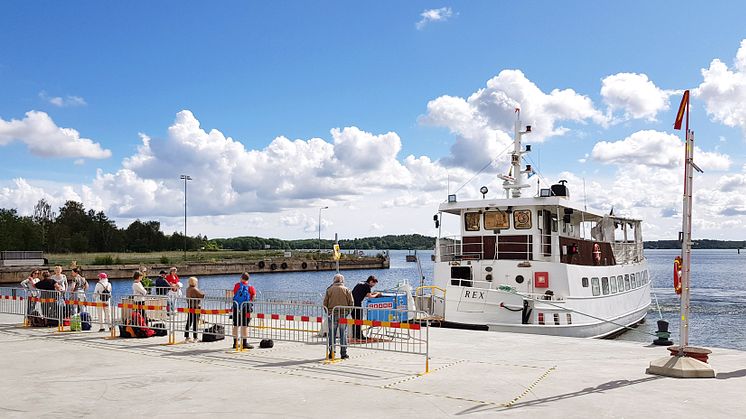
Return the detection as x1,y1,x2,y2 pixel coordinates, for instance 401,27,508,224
673,256,682,295
592,243,601,264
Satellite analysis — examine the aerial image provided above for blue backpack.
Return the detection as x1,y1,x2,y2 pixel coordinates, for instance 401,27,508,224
233,282,250,305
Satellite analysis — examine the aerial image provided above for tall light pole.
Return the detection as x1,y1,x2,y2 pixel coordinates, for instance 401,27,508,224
180,174,192,261
318,206,328,253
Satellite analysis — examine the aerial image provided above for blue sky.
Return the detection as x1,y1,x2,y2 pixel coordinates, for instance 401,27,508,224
1,1,746,240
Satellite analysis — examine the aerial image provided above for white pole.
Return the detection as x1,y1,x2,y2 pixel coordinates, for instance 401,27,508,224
679,129,695,350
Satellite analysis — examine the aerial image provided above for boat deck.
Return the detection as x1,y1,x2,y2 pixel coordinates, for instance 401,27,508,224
1,313,744,417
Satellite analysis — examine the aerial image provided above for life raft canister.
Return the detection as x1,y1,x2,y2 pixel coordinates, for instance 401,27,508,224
673,256,683,295
592,243,601,264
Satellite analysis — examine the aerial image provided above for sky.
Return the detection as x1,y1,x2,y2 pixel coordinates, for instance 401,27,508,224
1,1,746,241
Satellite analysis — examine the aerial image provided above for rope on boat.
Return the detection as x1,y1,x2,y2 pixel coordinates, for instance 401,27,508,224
509,290,658,338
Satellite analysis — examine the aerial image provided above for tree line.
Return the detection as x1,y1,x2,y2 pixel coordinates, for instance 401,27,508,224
211,234,437,251
0,200,207,253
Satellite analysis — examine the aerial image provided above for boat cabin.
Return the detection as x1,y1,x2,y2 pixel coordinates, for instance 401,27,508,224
436,194,643,267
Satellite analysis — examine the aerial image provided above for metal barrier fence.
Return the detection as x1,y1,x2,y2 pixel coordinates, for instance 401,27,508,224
169,296,234,345
330,306,430,373
257,291,323,305
244,301,327,345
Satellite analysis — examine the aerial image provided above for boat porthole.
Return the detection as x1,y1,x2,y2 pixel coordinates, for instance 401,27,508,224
515,275,524,284
485,274,493,282
485,266,493,272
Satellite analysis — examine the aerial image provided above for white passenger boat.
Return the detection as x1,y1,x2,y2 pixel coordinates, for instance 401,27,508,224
419,113,651,338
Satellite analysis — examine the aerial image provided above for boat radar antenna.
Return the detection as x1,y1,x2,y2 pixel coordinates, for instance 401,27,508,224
498,108,532,198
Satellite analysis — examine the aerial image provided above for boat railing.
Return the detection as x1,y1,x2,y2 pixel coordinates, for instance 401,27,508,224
611,241,644,264
414,286,446,319
437,235,539,262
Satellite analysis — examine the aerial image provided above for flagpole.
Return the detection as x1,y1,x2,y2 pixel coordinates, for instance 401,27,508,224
646,90,713,378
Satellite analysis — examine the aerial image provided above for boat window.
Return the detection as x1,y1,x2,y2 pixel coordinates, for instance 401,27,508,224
566,313,572,325
464,212,480,231
484,211,510,230
610,276,617,293
644,270,649,284
581,277,589,287
451,266,472,287
591,277,600,296
513,209,532,229
601,277,610,295
624,274,631,291
631,273,637,288
617,276,625,292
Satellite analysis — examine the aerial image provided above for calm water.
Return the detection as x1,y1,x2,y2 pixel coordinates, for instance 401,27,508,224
109,249,746,350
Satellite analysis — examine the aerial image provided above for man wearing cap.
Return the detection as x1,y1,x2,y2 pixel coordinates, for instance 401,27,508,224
323,273,354,359
93,273,112,332
155,270,170,295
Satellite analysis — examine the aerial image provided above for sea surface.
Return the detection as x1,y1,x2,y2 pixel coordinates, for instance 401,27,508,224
108,249,746,350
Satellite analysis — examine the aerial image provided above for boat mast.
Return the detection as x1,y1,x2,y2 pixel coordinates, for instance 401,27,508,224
500,109,532,198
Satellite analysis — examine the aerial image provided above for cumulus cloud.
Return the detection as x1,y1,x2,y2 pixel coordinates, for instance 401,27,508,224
416,7,453,30
0,111,111,159
600,73,672,121
421,69,608,169
696,39,746,135
39,91,87,107
591,130,731,170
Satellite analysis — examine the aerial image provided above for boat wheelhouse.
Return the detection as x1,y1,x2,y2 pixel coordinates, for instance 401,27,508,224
418,113,651,338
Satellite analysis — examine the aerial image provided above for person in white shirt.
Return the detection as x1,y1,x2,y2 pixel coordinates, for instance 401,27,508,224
68,268,89,314
20,269,41,314
51,266,67,292
93,272,112,332
166,282,182,315
132,271,148,319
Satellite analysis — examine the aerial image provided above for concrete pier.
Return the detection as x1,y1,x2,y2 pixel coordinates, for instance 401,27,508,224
0,256,390,283
1,313,744,417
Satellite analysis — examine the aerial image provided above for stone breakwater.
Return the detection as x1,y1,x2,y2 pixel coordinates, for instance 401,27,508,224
0,256,389,283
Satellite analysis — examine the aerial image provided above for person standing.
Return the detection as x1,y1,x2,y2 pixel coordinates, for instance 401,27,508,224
51,266,67,292
93,273,112,332
20,270,40,315
351,275,381,340
323,274,354,359
68,268,89,314
165,267,179,285
29,271,59,321
184,277,205,343
155,270,170,296
132,271,148,319
231,272,256,349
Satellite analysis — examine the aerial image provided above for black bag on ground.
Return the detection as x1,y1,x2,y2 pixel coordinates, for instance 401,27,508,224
202,324,225,342
150,321,168,337
29,311,47,327
119,324,134,338
260,339,274,349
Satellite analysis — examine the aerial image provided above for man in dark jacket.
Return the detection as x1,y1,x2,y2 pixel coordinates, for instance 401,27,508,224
155,271,170,295
351,275,380,339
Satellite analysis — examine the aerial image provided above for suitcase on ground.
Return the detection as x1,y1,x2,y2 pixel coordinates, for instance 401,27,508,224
151,321,168,337
202,324,225,342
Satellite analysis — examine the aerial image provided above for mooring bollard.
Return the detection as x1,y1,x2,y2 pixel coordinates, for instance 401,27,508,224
653,319,673,346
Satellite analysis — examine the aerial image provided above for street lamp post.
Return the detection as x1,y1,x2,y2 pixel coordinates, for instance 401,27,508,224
318,206,328,253
180,174,192,261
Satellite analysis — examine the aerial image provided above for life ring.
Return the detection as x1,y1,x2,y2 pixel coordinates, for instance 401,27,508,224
673,256,682,295
270,263,277,271
258,261,265,269
301,262,308,269
592,243,601,264
280,262,288,270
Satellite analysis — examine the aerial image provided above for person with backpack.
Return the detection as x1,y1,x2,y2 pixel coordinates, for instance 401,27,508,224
93,272,112,332
184,276,205,343
231,272,256,349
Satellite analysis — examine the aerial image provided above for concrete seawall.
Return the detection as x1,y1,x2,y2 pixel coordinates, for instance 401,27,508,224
0,256,389,283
